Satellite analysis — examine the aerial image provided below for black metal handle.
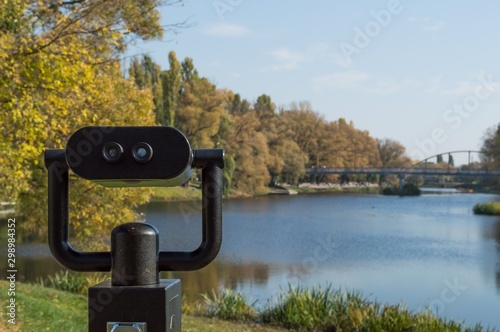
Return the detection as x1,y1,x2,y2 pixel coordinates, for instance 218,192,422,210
44,148,224,272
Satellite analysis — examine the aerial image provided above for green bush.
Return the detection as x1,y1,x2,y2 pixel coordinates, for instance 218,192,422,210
262,285,370,331
473,202,500,215
261,285,494,331
382,183,421,196
39,271,108,295
201,288,258,321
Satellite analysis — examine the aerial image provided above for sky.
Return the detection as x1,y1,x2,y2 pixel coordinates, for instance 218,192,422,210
129,0,500,166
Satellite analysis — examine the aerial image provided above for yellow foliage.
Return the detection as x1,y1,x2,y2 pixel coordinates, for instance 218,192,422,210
0,0,162,249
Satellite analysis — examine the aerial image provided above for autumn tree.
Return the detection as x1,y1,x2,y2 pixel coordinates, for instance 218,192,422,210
448,154,455,166
224,111,271,193
160,50,183,126
174,57,229,148
481,124,500,169
228,93,251,114
376,138,411,185
0,0,179,248
129,55,164,120
376,138,411,168
282,104,327,166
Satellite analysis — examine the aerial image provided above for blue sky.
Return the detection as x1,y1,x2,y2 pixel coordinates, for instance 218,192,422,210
130,1,500,165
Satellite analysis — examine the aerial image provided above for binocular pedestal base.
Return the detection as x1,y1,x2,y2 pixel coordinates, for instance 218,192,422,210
88,279,181,332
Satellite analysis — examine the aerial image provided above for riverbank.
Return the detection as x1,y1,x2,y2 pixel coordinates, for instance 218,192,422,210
473,201,500,216
149,182,380,202
2,280,494,331
0,280,284,332
150,181,500,202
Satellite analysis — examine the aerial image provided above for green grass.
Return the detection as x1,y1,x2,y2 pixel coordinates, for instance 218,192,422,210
261,285,494,332
36,270,109,296
201,288,258,321
0,281,284,332
151,185,202,201
473,201,500,216
1,281,495,331
0,280,87,331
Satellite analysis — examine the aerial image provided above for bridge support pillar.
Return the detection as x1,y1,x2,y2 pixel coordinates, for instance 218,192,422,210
398,175,405,192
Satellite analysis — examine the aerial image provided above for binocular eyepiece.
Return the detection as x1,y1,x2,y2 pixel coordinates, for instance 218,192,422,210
65,126,193,187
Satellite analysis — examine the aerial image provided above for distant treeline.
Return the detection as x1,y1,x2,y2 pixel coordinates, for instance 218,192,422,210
129,52,387,194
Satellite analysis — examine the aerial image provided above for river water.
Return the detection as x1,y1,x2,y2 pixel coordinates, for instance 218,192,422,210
6,192,500,328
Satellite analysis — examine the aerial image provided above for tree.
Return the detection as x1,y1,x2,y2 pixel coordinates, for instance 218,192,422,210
175,57,229,148
280,140,308,185
448,154,455,167
481,124,500,169
160,51,183,126
228,93,251,114
224,112,271,193
376,138,411,186
254,94,276,115
0,0,174,248
437,154,444,163
129,55,164,120
376,138,411,168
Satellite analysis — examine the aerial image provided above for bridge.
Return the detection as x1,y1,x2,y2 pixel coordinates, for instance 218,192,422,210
305,150,499,190
305,167,500,177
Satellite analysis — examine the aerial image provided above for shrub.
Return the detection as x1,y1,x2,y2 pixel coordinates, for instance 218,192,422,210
473,202,500,216
44,271,88,295
262,285,371,331
201,288,258,321
39,271,108,295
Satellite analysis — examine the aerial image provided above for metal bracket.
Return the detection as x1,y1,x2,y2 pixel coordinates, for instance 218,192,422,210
44,148,224,272
107,322,146,332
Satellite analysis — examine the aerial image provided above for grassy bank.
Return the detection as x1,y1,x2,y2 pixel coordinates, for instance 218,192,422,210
0,281,284,332
286,184,379,195
150,182,380,202
151,185,202,201
2,280,495,331
473,201,500,216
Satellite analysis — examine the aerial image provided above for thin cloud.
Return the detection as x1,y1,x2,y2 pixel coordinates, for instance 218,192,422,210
441,80,479,96
263,43,352,72
264,48,306,72
203,22,250,37
331,52,351,68
423,21,445,39
312,71,371,90
407,16,430,23
427,74,500,96
408,16,445,39
366,79,402,94
426,75,443,93
312,73,422,94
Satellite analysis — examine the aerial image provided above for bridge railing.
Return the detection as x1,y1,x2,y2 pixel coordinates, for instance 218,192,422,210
305,167,500,177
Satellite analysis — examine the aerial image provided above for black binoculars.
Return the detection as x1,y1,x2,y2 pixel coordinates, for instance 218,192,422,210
45,126,224,332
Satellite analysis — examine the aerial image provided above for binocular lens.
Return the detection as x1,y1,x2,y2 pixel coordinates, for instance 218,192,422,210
132,142,153,163
102,142,123,163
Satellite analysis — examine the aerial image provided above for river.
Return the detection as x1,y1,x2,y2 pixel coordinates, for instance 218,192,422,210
5,191,500,328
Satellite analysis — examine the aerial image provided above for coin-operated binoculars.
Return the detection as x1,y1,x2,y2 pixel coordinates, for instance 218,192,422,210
44,126,224,332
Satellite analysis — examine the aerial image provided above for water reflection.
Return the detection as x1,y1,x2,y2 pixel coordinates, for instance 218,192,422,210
164,262,270,302
3,193,500,327
481,216,500,292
